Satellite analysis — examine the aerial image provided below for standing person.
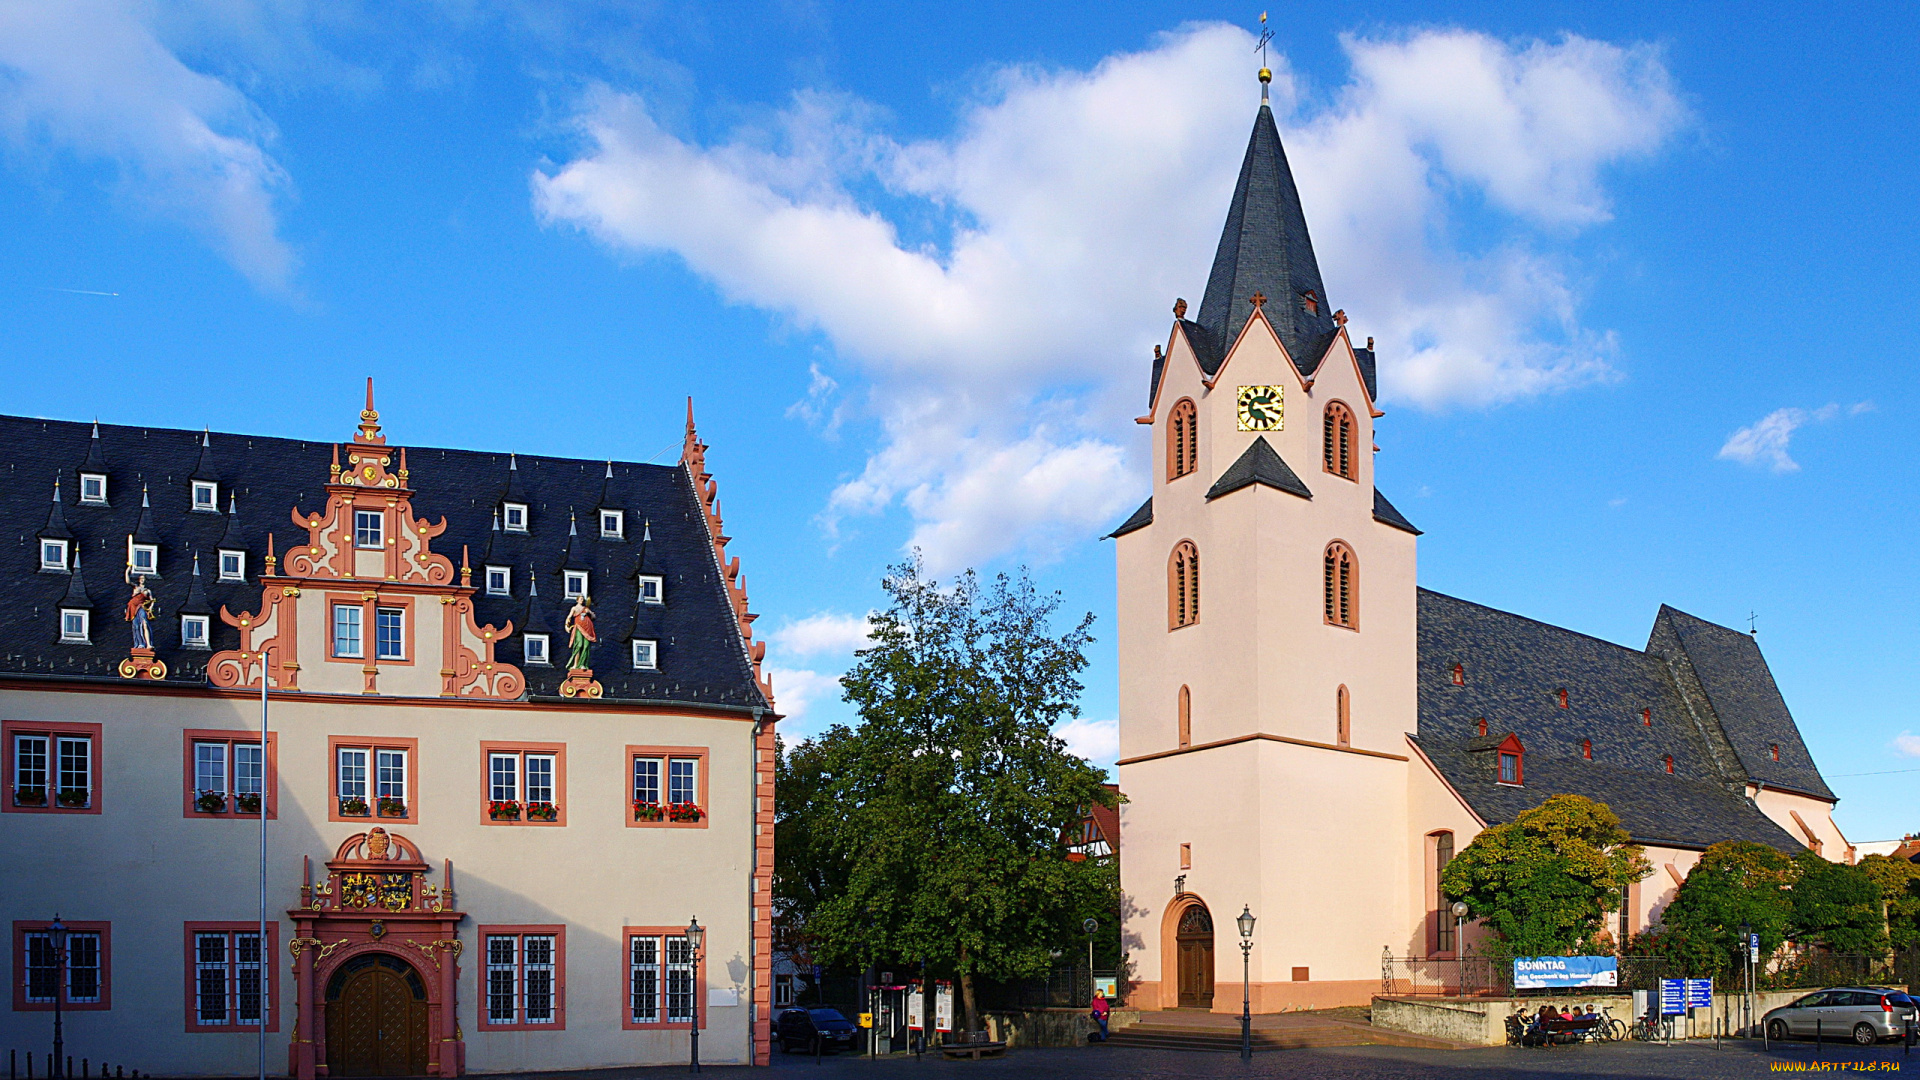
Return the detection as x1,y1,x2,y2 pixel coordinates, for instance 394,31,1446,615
564,594,596,670
1090,989,1110,1042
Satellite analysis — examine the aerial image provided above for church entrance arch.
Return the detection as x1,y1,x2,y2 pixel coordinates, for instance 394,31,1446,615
325,953,430,1076
1174,901,1215,1009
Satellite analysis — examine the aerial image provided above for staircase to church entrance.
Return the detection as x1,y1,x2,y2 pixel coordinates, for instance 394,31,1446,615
1103,1009,1467,1052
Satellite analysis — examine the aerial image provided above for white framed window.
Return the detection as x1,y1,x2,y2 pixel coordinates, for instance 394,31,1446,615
375,607,405,660
666,935,694,1022
523,633,549,665
79,473,106,505
564,570,588,599
194,931,266,1026
60,608,89,643
774,973,795,1008
629,936,660,1023
24,929,102,1005
332,604,363,658
600,509,624,539
353,509,384,549
29,735,94,807
15,734,49,796
488,753,519,802
669,758,696,805
191,480,218,512
625,932,691,1024
485,565,511,596
632,757,660,807
40,539,68,571
128,542,158,576
631,639,657,670
218,549,245,582
376,748,407,803
488,751,556,808
637,575,664,604
503,502,528,533
182,614,211,649
191,740,262,812
337,748,368,802
484,932,559,1026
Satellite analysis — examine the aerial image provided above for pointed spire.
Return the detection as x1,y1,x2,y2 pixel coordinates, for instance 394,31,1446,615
218,494,246,551
132,484,159,544
181,552,212,615
523,566,553,633
190,428,219,482
562,510,590,569
501,452,528,505
356,377,385,444
1189,91,1337,380
61,552,91,608
40,478,71,540
81,420,107,473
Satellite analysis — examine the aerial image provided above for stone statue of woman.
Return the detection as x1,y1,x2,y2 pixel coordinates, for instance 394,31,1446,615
125,571,156,651
564,594,596,671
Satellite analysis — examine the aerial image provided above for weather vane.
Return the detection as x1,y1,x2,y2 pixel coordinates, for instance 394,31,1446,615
1255,12,1274,102
1748,610,1758,636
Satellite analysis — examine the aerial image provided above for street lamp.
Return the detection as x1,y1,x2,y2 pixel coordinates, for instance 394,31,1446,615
49,915,67,1080
1236,906,1255,1062
1450,902,1469,993
685,917,705,1074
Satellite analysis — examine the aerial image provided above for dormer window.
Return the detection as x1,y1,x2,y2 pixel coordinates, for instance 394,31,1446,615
503,503,528,533
637,575,663,605
1498,751,1521,785
1451,663,1465,686
128,542,158,577
182,614,210,649
486,566,511,596
353,510,384,550
191,480,218,512
1664,755,1675,775
1301,290,1319,316
600,510,624,539
1556,688,1569,709
1770,743,1780,762
1476,718,1488,737
1581,739,1592,760
523,634,550,666
631,639,658,670
60,609,89,643
563,571,588,599
79,473,106,505
1491,733,1524,786
1643,708,1652,727
40,539,68,572
219,550,245,582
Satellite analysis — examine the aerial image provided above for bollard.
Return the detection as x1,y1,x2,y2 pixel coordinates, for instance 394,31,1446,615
1816,1019,1822,1054
814,1032,821,1066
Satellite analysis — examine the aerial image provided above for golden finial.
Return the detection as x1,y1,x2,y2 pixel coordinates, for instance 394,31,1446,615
1256,12,1273,102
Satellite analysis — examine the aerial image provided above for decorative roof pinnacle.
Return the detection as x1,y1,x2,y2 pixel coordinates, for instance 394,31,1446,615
355,377,385,444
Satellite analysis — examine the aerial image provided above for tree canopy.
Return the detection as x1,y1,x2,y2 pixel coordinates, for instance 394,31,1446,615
1788,849,1889,955
771,558,1119,1028
1632,841,1795,974
1860,853,1920,952
1440,794,1650,957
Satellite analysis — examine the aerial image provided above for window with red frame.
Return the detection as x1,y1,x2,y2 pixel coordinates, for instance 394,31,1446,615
187,734,272,817
14,920,109,1011
8,724,99,812
631,751,704,824
481,927,564,1029
1498,751,1522,785
188,924,276,1031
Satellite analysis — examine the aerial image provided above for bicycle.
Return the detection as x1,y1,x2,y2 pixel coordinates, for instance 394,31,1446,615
1628,1015,1664,1041
1596,1008,1628,1042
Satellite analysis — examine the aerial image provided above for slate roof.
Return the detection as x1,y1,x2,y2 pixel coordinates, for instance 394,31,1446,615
1417,588,1820,852
1107,497,1153,539
0,413,768,710
1372,489,1420,535
1205,436,1311,501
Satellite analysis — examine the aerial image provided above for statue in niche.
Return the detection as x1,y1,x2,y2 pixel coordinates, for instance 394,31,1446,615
565,595,597,671
124,571,156,651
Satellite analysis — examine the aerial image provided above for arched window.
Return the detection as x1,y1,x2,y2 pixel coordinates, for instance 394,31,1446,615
1336,685,1351,747
1168,399,1198,481
1322,401,1357,481
1178,685,1192,749
1322,542,1357,629
1432,831,1456,953
1169,541,1200,629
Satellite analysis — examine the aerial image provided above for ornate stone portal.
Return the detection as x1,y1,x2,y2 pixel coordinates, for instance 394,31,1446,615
289,829,464,1078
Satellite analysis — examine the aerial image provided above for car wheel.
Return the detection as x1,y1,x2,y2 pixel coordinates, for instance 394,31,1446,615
1768,1019,1788,1042
1854,1024,1878,1046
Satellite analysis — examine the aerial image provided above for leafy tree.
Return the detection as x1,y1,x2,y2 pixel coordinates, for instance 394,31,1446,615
1635,841,1795,974
773,557,1119,1029
1859,854,1920,951
1789,850,1890,955
1441,794,1651,957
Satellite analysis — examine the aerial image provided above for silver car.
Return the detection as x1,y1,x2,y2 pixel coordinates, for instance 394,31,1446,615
1763,987,1918,1045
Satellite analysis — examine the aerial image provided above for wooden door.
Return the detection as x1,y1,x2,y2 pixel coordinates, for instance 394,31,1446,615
327,960,429,1076
1175,904,1214,1009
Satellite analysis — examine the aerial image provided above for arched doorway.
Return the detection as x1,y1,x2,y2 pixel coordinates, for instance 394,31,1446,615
325,953,430,1077
1175,902,1215,1009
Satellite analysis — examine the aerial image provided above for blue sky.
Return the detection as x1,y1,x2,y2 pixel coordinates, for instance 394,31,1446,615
1,2,1915,842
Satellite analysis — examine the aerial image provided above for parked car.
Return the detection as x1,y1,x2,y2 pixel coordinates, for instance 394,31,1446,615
1763,987,1919,1045
777,1007,860,1053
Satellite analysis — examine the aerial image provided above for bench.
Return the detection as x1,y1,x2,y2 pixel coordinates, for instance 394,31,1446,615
940,1032,1008,1059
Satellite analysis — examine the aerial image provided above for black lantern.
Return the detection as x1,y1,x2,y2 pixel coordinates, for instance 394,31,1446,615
1237,906,1255,939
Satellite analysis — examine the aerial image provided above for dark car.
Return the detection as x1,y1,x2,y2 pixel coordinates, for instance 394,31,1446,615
777,1007,860,1053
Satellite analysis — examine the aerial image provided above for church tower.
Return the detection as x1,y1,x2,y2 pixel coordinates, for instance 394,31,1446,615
1112,76,1422,1011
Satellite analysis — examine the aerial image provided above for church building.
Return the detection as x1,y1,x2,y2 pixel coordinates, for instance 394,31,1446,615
0,388,777,1074
1111,76,1851,1013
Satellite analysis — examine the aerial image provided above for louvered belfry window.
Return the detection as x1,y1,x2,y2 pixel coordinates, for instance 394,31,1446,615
1323,542,1357,628
1169,541,1200,628
1168,399,1198,480
1323,401,1356,481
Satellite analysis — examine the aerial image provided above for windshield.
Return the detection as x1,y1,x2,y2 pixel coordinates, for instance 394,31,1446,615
810,1009,849,1023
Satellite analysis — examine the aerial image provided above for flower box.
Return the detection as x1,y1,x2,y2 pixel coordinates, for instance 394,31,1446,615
667,802,704,823
526,801,558,822
632,801,664,822
377,797,407,818
55,788,89,808
339,796,370,817
195,789,229,814
236,791,263,815
13,786,47,807
488,800,522,821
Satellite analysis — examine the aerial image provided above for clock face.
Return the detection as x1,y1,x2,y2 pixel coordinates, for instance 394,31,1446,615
1236,385,1284,431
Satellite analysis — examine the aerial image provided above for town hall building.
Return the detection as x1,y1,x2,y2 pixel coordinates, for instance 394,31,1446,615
1111,74,1852,1013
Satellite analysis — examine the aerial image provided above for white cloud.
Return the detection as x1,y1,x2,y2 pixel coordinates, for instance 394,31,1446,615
1718,402,1869,473
767,611,873,658
764,666,843,732
534,24,1685,567
0,1,298,291
1054,716,1119,768
1894,732,1920,759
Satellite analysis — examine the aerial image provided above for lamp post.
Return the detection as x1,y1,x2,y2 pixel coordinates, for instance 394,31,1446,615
685,917,705,1073
1450,902,1469,994
49,915,67,1080
1236,906,1255,1062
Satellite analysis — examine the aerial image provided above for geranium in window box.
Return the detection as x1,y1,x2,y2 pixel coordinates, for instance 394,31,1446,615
488,800,522,821
667,802,704,823
632,800,664,822
377,797,407,818
55,788,89,808
235,791,263,814
14,785,47,807
526,801,558,822
195,789,228,814
339,795,371,816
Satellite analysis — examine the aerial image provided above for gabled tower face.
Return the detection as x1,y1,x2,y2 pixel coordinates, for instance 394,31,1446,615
1114,91,1420,1011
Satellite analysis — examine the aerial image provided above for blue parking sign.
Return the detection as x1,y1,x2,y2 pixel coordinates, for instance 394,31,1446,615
1685,979,1713,1008
1659,978,1686,1016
